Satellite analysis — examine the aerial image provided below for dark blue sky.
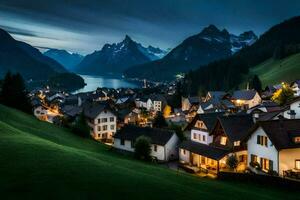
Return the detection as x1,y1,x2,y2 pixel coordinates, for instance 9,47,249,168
1,0,300,54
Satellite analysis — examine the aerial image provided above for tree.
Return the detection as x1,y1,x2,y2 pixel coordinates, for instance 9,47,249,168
250,75,262,93
163,105,172,118
0,72,32,113
226,154,238,171
71,112,90,137
153,112,168,128
134,136,152,161
271,83,294,105
168,123,185,141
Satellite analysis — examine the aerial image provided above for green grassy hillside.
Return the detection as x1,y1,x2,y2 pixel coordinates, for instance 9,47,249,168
249,53,300,87
0,104,298,199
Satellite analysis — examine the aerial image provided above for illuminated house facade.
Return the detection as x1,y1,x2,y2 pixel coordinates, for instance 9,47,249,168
246,119,300,176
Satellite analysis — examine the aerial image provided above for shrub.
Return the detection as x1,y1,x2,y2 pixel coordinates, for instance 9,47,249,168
71,112,90,137
134,136,152,161
226,154,238,171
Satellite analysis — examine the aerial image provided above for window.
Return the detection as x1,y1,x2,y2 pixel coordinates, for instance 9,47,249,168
294,137,300,144
97,126,101,131
120,139,125,145
102,125,107,131
98,134,101,138
220,136,227,145
193,133,197,139
102,133,107,139
182,149,186,155
154,145,157,152
257,135,268,147
261,158,273,171
110,117,114,122
110,125,115,130
98,119,100,123
198,134,202,141
234,141,240,146
251,154,258,163
295,160,300,170
202,135,206,142
101,118,107,123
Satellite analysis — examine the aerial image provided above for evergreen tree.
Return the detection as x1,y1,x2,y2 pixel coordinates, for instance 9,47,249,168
0,72,32,113
153,112,168,128
71,112,90,137
134,136,152,161
250,75,262,93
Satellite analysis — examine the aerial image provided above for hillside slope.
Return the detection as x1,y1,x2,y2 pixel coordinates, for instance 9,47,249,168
0,105,298,199
249,53,300,87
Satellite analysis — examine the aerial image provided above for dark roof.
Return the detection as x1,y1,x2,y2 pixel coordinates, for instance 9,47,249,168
216,114,254,142
188,97,201,104
248,119,300,150
114,125,175,146
185,112,224,132
83,102,112,119
179,140,229,160
149,94,167,103
61,105,82,117
232,90,258,100
207,91,227,100
257,111,283,121
286,96,300,105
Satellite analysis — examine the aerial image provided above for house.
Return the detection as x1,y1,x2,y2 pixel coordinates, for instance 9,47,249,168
182,96,201,111
291,80,300,96
117,108,140,127
135,97,148,109
184,112,224,145
83,102,117,142
247,101,283,122
231,90,261,109
179,114,253,174
113,125,179,162
197,99,235,114
33,105,48,121
204,91,227,102
246,119,300,176
283,97,300,119
147,94,167,112
61,105,82,121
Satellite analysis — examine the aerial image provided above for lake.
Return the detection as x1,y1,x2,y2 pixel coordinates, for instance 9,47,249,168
73,74,140,93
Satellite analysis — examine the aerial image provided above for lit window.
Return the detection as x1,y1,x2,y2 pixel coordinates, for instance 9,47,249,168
220,137,227,145
234,141,240,146
294,137,300,144
295,160,300,170
193,133,197,139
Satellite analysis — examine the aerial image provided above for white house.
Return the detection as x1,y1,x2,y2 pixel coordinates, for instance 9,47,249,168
246,119,300,176
283,97,300,119
135,97,148,109
33,105,48,121
83,102,117,142
231,90,261,109
182,96,201,111
179,114,253,174
113,125,179,161
146,94,167,112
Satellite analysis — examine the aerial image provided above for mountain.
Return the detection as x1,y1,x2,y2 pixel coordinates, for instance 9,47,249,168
0,28,64,80
44,49,84,71
184,16,300,94
124,25,257,81
0,28,85,91
75,35,167,75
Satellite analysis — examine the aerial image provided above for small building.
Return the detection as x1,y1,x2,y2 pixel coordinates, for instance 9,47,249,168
283,97,300,119
147,94,168,112
83,102,117,143
231,90,261,109
182,96,201,111
179,114,253,174
204,91,227,102
113,125,179,162
246,119,300,176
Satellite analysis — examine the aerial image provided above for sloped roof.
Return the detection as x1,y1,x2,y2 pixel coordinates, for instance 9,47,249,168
114,125,175,146
179,140,229,160
185,112,224,132
207,91,227,100
216,114,254,142
232,90,258,100
83,102,112,119
188,97,201,104
248,119,300,150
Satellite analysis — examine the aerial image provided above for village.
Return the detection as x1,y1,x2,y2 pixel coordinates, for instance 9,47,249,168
28,79,300,181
